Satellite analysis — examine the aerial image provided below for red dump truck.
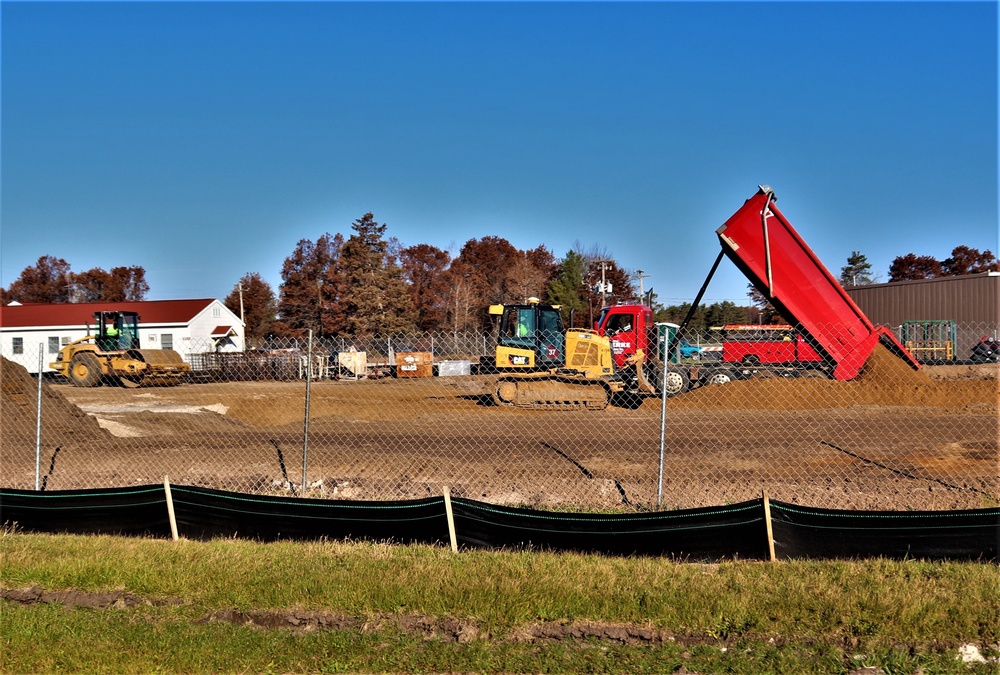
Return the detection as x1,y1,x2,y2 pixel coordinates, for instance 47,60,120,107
715,186,920,380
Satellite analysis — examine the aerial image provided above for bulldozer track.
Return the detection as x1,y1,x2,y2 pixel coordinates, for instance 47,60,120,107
492,374,613,411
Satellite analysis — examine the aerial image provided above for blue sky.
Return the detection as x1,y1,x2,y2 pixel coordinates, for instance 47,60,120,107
2,1,997,307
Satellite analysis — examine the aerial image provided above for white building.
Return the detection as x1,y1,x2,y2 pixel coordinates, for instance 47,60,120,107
0,299,245,374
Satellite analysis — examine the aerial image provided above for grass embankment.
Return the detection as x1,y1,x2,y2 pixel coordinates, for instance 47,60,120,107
2,533,998,674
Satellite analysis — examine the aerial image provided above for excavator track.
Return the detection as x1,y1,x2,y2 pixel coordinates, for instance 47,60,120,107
492,373,615,411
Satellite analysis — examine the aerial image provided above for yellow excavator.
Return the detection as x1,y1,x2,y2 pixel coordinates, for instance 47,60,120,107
50,310,190,388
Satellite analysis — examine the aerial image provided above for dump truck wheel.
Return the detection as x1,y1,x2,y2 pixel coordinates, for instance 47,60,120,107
704,370,733,386
662,367,690,395
69,353,103,387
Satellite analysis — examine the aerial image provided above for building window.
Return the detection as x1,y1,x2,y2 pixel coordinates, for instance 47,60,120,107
12,337,23,355
213,307,221,317
48,337,61,354
161,334,173,350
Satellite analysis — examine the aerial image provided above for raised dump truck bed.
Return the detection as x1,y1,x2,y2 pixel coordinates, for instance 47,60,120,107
716,186,920,380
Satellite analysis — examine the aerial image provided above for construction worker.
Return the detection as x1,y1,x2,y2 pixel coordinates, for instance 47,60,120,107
104,319,120,350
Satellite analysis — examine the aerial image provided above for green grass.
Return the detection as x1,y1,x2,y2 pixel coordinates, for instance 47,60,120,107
2,532,998,673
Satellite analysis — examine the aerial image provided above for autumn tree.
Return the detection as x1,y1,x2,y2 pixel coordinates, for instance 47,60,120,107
441,267,478,333
276,233,344,337
75,266,149,302
339,213,414,335
888,254,943,282
400,243,451,332
840,251,875,286
5,255,73,303
445,236,522,331
70,268,112,302
453,237,521,299
942,246,996,275
224,272,277,345
508,245,556,304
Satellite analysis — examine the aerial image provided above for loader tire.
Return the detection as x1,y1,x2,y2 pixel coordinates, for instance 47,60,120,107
69,353,103,387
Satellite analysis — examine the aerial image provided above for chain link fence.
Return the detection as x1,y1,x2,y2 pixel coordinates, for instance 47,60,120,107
2,323,997,512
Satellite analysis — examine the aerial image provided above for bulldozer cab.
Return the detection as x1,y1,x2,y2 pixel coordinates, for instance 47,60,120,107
493,302,566,369
95,311,140,352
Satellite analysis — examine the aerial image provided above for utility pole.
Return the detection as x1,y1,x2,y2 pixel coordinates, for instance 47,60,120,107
635,269,650,298
238,283,245,324
595,259,611,308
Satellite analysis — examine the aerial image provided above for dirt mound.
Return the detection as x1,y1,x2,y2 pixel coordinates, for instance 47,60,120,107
674,345,998,411
1,357,108,450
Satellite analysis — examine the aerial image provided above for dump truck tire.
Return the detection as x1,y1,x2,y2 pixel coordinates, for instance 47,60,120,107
69,353,103,387
704,370,733,385
646,363,690,396
662,366,690,395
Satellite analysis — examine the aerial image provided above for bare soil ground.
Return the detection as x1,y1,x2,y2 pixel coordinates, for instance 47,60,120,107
2,348,997,510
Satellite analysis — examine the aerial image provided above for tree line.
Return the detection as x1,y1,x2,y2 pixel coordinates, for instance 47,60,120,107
1,257,148,304
2,215,995,344
227,213,639,342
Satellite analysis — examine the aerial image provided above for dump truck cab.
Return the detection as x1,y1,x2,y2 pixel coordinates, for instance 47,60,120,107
595,304,656,369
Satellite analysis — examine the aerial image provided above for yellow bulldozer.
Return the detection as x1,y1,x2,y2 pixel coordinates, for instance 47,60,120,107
50,310,190,388
487,300,661,410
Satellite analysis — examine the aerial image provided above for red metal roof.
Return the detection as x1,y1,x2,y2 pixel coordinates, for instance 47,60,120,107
0,299,219,329
210,325,235,337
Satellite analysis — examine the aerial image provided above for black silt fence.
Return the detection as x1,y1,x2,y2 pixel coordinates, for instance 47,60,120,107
770,502,1000,561
2,485,997,561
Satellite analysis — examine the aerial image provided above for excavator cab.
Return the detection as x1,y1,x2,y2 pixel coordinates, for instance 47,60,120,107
95,311,140,352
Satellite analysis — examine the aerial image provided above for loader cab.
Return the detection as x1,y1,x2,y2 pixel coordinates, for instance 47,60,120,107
94,311,140,352
489,300,565,369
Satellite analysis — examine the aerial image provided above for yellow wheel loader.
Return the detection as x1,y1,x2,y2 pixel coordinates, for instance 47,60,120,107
49,310,190,388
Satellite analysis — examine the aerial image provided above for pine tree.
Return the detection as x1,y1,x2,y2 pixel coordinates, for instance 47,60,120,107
547,250,589,326
840,251,875,286
339,213,415,336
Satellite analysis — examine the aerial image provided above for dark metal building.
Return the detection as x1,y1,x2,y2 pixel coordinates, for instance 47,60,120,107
845,272,1000,360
